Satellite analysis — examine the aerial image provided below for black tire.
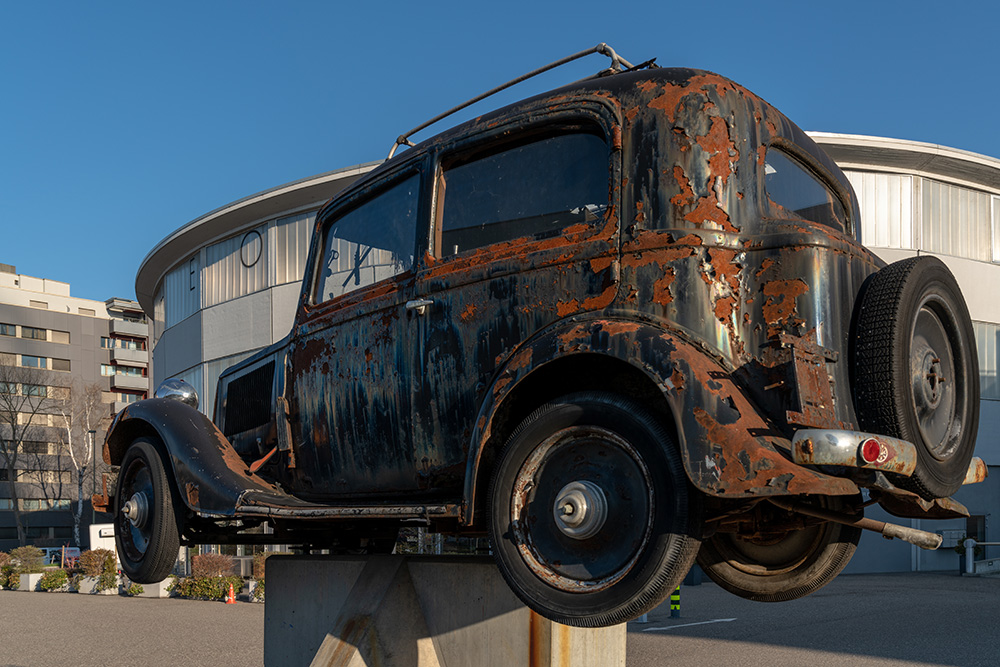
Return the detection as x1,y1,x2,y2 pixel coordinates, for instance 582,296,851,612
696,497,860,602
854,256,979,499
488,392,702,628
114,438,181,584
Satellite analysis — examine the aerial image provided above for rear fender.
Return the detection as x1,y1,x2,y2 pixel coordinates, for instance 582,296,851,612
464,318,858,524
104,398,278,518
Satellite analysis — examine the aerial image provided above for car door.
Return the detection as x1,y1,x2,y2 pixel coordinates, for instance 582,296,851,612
288,167,425,497
405,104,622,496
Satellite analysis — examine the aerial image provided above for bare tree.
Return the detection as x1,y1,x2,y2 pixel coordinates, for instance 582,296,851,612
0,361,56,547
55,382,111,547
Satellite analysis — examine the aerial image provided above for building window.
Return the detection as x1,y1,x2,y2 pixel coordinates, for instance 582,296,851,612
921,179,991,261
101,337,113,349
50,358,70,372
0,469,7,481
79,307,96,316
0,352,14,365
101,364,115,376
975,321,1000,400
0,382,14,394
22,384,47,398
29,300,48,310
21,499,42,511
21,355,46,369
118,392,142,404
0,323,14,336
20,326,46,340
53,526,72,538
241,230,263,267
50,330,70,344
189,256,198,290
0,498,12,510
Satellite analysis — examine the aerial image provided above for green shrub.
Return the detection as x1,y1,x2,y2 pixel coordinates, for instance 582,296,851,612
10,546,44,573
0,552,10,569
172,575,243,601
1,564,18,589
39,569,69,592
78,549,117,591
251,578,265,602
191,552,235,578
124,582,144,596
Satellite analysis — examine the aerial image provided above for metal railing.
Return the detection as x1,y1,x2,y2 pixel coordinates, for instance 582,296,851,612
963,538,1000,574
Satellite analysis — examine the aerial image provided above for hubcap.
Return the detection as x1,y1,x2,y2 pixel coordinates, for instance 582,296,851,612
553,480,608,540
910,301,960,460
122,492,149,529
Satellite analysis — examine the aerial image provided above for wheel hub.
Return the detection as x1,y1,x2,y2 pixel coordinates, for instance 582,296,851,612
122,492,149,529
917,350,945,410
553,480,608,540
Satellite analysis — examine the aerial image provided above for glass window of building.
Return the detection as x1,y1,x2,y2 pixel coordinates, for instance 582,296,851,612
20,326,46,340
50,330,70,344
50,358,70,372
101,337,113,349
100,364,115,376
0,323,14,336
21,355,46,369
22,384,47,398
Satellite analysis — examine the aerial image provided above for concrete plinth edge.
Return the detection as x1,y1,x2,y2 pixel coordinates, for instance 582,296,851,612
264,555,626,667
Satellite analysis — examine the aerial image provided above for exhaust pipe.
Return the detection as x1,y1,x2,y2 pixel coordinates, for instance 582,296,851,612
768,498,942,550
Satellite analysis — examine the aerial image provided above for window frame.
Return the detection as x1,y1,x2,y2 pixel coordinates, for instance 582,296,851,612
305,163,426,311
429,112,617,261
763,141,854,235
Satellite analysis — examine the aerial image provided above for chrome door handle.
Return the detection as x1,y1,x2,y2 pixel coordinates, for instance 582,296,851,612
405,299,434,316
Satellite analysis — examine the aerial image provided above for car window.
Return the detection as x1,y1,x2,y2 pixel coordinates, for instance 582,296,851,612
314,174,419,303
765,148,847,231
437,130,608,256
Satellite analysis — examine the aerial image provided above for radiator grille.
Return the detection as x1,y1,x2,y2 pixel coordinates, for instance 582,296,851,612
223,360,275,436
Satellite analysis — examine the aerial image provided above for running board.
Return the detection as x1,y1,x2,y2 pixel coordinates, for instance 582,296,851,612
235,489,462,521
769,498,943,550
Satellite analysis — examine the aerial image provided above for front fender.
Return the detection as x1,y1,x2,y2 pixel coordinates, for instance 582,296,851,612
463,317,858,522
104,398,278,518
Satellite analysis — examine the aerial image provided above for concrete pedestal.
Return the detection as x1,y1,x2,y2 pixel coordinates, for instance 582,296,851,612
265,555,625,667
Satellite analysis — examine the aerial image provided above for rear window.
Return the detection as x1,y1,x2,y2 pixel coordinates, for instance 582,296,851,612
765,148,847,231
436,129,608,256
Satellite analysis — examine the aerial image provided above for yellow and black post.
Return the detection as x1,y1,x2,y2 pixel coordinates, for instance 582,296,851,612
670,586,681,618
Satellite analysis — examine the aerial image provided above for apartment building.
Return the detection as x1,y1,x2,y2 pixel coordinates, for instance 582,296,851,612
0,264,149,551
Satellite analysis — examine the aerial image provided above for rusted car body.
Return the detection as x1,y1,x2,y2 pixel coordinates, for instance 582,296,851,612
100,56,982,627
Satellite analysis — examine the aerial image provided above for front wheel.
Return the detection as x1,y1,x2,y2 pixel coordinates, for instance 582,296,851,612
114,437,181,584
488,392,702,628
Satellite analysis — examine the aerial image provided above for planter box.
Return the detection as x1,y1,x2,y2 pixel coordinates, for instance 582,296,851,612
77,576,117,595
18,573,42,592
136,579,172,598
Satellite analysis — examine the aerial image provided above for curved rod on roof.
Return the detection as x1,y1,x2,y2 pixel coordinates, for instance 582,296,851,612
386,42,635,160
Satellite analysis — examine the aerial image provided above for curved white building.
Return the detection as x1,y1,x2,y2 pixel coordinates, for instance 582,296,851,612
137,134,1000,573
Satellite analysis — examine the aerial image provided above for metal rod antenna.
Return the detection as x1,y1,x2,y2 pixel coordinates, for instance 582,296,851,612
387,43,635,159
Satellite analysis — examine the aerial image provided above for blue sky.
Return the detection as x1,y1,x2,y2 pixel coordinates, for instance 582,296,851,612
2,1,996,303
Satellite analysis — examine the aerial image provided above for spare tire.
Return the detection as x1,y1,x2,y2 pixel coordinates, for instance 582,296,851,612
853,256,979,500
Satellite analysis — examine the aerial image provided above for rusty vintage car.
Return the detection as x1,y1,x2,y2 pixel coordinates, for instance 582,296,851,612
98,45,983,627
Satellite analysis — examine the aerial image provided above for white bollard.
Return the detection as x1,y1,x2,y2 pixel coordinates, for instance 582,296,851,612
965,538,976,574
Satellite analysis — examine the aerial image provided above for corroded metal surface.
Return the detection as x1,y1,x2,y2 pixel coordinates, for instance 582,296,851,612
791,429,919,476
106,66,950,545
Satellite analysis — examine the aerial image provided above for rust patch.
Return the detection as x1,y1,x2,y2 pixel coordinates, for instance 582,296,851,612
652,267,676,305
459,303,478,323
762,279,809,336
670,166,696,207
185,482,200,509
683,194,737,233
696,116,739,186
755,257,775,278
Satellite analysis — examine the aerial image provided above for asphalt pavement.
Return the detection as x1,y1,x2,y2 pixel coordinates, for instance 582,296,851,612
0,572,995,666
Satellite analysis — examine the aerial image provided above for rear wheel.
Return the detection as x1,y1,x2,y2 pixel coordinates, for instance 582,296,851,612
114,438,181,584
488,392,702,627
854,256,979,499
696,497,860,602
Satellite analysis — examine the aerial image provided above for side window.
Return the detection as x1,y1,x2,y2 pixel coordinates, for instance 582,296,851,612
437,129,608,256
765,148,847,231
314,174,419,303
